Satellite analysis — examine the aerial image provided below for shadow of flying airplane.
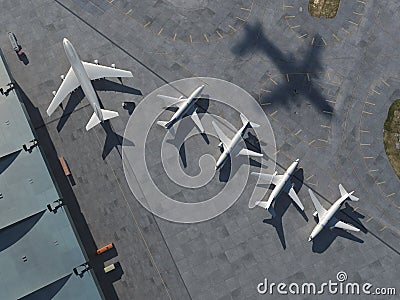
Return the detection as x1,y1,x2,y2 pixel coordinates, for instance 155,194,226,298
232,21,332,114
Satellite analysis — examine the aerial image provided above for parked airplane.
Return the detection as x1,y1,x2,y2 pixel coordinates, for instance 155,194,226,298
251,159,304,217
308,185,360,242
46,38,133,130
157,85,205,134
212,114,263,170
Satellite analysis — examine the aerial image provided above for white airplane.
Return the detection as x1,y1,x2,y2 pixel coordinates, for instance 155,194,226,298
157,85,205,134
46,38,133,131
308,185,360,242
251,159,304,217
212,114,263,170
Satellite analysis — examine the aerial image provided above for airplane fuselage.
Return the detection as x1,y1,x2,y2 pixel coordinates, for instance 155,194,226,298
267,159,299,206
216,122,249,170
309,192,353,241
167,85,204,127
63,38,103,122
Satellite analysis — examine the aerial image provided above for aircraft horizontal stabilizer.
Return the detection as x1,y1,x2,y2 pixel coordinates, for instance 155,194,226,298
237,148,263,157
86,112,101,131
85,109,119,131
240,113,260,128
101,109,119,121
338,184,359,201
157,121,170,128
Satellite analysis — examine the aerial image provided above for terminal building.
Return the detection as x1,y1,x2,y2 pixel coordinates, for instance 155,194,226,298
0,49,103,299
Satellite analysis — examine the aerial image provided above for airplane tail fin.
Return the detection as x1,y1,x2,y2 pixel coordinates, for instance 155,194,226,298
240,113,260,128
86,109,119,131
338,184,359,201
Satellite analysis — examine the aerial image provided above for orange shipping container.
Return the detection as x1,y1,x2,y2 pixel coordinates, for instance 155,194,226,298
96,243,113,255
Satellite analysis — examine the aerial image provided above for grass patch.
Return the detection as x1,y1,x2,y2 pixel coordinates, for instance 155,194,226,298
383,99,400,179
308,0,341,19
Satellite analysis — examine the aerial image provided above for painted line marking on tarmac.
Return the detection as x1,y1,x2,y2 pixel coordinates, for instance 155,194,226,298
270,77,278,85
228,25,237,32
294,129,302,135
379,225,387,232
386,193,396,198
269,110,278,117
342,28,351,34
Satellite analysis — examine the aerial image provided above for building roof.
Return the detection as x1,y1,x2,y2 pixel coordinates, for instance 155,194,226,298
0,49,103,299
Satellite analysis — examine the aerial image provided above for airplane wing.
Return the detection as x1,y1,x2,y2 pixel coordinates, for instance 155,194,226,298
288,186,304,210
46,67,80,116
329,217,360,232
236,148,263,158
157,95,186,106
82,61,133,80
190,109,205,133
308,189,327,218
251,172,283,185
212,121,231,148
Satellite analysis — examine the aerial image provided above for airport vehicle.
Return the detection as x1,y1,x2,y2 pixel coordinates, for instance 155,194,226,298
212,113,263,170
251,159,304,217
308,185,360,241
46,38,133,130
157,85,205,133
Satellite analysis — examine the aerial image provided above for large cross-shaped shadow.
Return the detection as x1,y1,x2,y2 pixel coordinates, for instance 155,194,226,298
232,21,332,114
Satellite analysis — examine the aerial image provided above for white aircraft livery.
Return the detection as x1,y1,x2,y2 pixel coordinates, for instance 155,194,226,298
212,113,263,170
251,159,304,217
157,85,205,134
46,38,133,131
308,184,360,242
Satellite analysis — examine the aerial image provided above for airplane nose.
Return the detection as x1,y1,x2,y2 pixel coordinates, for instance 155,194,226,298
63,38,71,46
308,236,312,242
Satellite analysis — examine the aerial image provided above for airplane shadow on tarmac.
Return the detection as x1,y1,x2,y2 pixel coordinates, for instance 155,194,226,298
311,203,366,253
56,78,142,132
231,21,331,115
262,168,307,249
